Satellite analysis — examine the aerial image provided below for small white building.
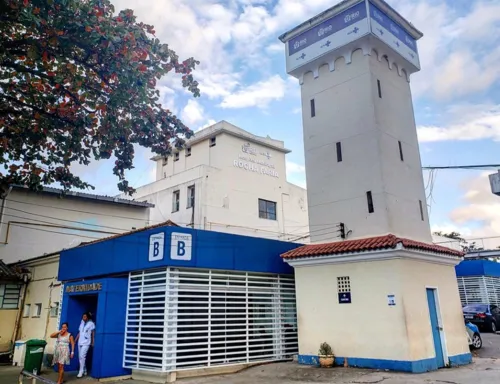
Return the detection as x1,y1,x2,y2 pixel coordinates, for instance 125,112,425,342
0,186,152,264
122,121,310,242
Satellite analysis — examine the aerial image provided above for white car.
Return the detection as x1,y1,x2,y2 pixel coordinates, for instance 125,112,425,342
466,321,482,350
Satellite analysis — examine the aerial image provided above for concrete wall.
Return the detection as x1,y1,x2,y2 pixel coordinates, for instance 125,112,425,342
127,128,310,242
300,49,431,243
0,189,150,264
17,255,61,354
0,308,18,353
294,257,468,363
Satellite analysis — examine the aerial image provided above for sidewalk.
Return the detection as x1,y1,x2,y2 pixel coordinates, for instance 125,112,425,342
4,357,500,384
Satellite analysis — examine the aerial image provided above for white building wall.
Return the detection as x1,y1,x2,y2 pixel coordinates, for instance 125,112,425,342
127,122,310,242
301,49,431,243
0,189,150,264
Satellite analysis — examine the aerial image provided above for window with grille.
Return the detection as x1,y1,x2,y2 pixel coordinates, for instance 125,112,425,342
50,302,60,318
0,284,21,309
258,199,277,220
124,268,298,372
337,276,351,294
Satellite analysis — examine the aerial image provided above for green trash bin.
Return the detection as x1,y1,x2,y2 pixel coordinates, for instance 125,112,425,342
24,339,47,374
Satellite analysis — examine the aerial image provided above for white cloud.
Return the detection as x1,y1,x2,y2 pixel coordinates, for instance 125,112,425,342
266,43,283,54
446,173,500,249
196,119,217,132
220,75,287,109
286,161,305,174
181,99,205,126
417,105,500,142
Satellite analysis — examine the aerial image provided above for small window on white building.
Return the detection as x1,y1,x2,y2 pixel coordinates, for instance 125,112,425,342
23,304,30,317
419,200,425,221
186,147,192,157
377,79,382,98
50,302,59,318
398,141,404,161
187,185,195,208
174,152,179,162
162,157,168,166
337,276,351,293
366,191,374,213
310,99,316,117
172,190,180,212
258,199,277,220
209,137,216,147
32,303,42,317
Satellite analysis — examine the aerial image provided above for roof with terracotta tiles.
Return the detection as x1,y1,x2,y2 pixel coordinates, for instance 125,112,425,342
281,234,464,259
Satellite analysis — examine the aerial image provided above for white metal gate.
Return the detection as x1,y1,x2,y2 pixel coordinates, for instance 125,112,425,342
124,267,298,372
457,276,500,306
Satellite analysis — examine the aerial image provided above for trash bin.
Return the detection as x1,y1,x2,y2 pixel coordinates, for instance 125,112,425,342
24,339,47,375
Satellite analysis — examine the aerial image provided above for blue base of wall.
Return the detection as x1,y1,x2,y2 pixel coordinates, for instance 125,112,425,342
298,352,472,373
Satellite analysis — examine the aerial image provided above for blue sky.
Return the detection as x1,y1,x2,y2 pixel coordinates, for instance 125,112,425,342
76,0,500,247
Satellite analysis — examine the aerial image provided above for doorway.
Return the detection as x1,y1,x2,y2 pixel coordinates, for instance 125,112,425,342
426,288,445,368
64,294,98,375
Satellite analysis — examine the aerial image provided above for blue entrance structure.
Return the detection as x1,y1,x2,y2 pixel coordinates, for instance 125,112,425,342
58,224,301,379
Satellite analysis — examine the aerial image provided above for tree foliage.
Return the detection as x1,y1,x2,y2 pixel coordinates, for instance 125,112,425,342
0,0,199,195
433,231,483,253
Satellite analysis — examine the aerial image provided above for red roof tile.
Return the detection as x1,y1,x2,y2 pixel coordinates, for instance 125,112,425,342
281,234,464,259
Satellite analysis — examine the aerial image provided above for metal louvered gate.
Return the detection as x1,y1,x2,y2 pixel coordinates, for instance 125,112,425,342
457,276,500,306
124,268,298,372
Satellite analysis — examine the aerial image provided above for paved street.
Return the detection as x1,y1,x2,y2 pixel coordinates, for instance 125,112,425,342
4,334,500,384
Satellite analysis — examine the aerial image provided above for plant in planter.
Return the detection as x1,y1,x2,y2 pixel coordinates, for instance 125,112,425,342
318,342,335,368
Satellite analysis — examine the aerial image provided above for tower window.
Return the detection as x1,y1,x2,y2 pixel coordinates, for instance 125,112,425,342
336,142,342,162
377,79,382,98
366,191,374,213
310,99,315,117
187,185,195,208
209,137,216,147
419,200,425,221
398,141,404,161
186,147,192,157
172,190,180,212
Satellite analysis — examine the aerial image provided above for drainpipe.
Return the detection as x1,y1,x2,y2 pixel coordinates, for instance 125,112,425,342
0,186,12,235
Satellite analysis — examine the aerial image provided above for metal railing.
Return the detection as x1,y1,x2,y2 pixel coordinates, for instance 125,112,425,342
18,369,56,384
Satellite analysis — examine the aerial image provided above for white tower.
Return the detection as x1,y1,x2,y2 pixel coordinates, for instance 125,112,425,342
279,0,431,243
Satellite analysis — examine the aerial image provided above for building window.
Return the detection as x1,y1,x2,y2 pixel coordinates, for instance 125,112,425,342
258,199,277,220
186,147,192,157
337,276,351,293
398,141,404,161
23,304,31,317
162,157,168,166
50,302,59,318
419,200,425,221
366,191,374,213
172,190,180,212
0,284,21,309
32,303,42,317
336,142,342,162
377,79,382,98
174,152,179,162
187,185,195,208
310,99,315,117
209,137,216,147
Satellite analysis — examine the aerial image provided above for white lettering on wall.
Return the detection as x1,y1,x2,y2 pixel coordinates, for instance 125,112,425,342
233,160,279,178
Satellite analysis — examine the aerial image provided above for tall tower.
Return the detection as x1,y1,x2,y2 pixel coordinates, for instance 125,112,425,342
279,0,431,243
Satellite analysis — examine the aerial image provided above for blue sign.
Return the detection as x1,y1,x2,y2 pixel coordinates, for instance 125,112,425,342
288,1,367,56
369,2,417,54
338,292,352,304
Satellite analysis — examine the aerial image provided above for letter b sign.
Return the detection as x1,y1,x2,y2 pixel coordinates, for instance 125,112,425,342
149,233,165,262
171,232,192,261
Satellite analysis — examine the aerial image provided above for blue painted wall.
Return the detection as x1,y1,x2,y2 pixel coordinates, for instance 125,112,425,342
59,226,301,281
59,277,130,378
455,260,500,278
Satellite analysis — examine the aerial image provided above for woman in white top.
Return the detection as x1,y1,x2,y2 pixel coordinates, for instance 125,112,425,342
74,312,95,378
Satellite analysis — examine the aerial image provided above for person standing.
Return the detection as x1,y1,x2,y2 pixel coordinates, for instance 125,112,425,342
75,312,95,378
50,322,75,384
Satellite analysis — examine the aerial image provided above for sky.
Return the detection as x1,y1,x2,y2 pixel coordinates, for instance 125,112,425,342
75,0,500,248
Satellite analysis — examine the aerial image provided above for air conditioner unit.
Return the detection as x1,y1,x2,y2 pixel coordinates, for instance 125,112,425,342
12,340,27,366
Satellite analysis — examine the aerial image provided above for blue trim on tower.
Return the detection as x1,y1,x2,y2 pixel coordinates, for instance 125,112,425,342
298,353,471,373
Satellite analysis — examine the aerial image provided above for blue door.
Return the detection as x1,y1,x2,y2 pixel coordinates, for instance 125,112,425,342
426,288,445,368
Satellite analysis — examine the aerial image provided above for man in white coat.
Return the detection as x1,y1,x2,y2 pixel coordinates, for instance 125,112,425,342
75,312,95,378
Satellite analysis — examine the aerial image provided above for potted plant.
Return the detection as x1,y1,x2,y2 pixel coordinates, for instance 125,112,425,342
318,342,335,368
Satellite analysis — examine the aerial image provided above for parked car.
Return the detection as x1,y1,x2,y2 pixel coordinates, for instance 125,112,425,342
466,321,482,350
463,303,500,333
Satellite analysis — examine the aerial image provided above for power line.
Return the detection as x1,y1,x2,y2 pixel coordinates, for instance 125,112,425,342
422,164,500,170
